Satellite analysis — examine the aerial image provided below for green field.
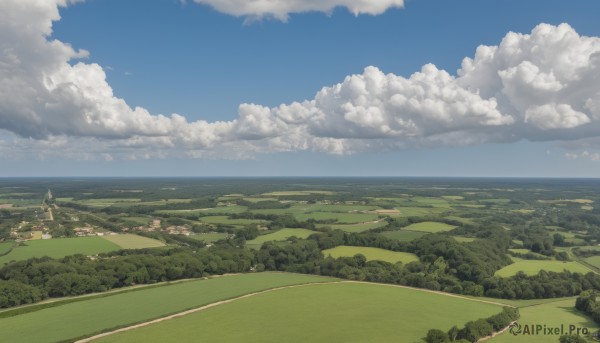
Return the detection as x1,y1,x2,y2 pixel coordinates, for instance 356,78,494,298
381,230,428,242
0,237,121,265
294,212,379,223
0,242,14,255
584,256,600,269
495,260,593,277
392,207,449,217
158,205,248,215
0,273,337,343
318,221,387,233
262,191,334,196
102,234,165,249
96,282,504,343
322,246,419,264
246,228,317,249
452,236,477,243
489,298,597,343
403,221,457,233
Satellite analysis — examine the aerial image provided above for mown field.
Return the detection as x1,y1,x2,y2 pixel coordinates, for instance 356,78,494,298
95,282,505,343
318,221,387,233
381,230,428,242
102,234,165,249
0,237,121,265
495,260,593,277
246,228,317,249
0,273,337,343
322,246,419,264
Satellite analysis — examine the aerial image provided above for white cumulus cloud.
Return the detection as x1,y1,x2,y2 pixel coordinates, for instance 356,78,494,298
2,1,600,161
192,0,405,21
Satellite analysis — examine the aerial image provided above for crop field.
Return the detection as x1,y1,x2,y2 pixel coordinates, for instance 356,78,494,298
392,206,449,217
322,246,419,264
246,228,317,249
294,212,379,223
0,237,121,265
0,273,337,343
191,233,230,242
262,190,335,196
584,256,600,269
318,221,387,233
381,230,428,242
95,282,504,343
102,234,165,249
403,221,457,233
495,260,593,277
489,298,597,343
198,216,266,225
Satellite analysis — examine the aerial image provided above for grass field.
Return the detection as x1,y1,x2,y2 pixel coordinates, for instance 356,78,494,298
0,273,337,343
294,212,379,223
246,228,317,249
96,282,504,343
0,241,14,255
495,260,593,277
318,221,387,233
381,230,428,242
452,236,477,243
262,190,334,196
489,298,598,342
392,207,449,217
584,256,600,268
322,246,419,264
0,237,121,265
403,221,457,233
102,234,165,249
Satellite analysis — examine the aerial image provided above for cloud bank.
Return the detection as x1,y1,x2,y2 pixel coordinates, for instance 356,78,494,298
192,0,405,21
1,0,600,161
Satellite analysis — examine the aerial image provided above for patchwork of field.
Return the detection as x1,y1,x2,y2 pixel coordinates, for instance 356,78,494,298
294,212,379,223
322,246,419,264
102,234,165,249
59,198,193,208
403,221,457,233
0,237,121,265
94,282,504,343
489,298,598,342
262,190,335,196
0,273,337,343
495,260,593,277
392,207,449,217
246,228,317,249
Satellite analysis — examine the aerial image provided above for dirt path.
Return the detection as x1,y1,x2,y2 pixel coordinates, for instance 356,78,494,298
75,282,339,343
477,321,517,342
76,279,512,342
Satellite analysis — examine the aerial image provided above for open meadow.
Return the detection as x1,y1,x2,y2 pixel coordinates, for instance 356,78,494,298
322,246,419,264
495,260,593,277
93,281,505,343
0,273,337,343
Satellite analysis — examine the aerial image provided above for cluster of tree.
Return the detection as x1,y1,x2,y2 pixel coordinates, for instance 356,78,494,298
423,307,519,343
0,243,254,309
506,250,552,261
511,225,555,256
575,290,600,324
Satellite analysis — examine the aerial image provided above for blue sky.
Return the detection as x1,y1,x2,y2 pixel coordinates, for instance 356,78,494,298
1,0,600,176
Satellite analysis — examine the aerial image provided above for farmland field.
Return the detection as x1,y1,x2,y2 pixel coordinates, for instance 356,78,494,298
392,207,449,217
95,282,504,343
403,221,457,233
198,216,266,225
495,260,593,277
246,228,317,249
322,246,419,264
584,256,600,269
102,234,165,249
0,241,14,255
0,273,337,343
489,298,598,342
191,233,230,242
294,212,378,223
0,237,121,265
